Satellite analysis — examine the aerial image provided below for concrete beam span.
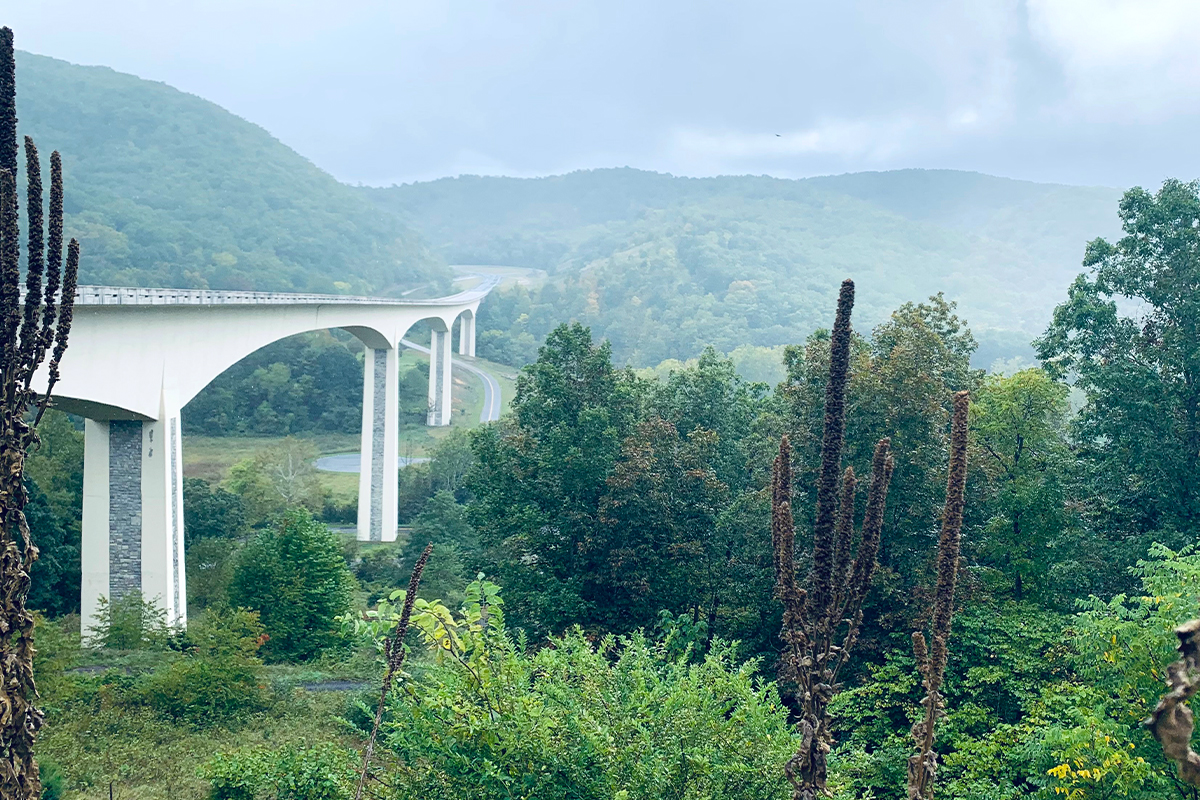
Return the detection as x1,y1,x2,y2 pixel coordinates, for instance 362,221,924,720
25,278,494,631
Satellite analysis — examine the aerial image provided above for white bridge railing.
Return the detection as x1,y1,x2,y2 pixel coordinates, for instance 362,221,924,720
22,274,500,308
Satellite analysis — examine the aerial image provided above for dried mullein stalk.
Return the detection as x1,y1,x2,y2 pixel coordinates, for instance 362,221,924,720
1147,619,1200,786
0,26,82,799
773,279,896,800
908,390,970,800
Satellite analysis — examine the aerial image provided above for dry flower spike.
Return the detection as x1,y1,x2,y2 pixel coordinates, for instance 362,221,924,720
773,279,895,800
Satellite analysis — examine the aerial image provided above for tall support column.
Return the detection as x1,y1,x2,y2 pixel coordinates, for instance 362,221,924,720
427,327,453,427
80,419,112,636
144,408,187,629
80,404,187,636
427,330,440,426
439,324,454,426
357,346,399,542
458,313,475,357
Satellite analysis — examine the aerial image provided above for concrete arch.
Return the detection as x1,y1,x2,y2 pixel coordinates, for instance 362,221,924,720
455,308,476,357
48,304,462,421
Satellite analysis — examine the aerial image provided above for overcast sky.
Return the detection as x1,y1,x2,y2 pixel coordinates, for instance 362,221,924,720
6,1,1200,188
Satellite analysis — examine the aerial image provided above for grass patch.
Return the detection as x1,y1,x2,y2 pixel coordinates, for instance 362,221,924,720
183,353,517,490
35,617,377,800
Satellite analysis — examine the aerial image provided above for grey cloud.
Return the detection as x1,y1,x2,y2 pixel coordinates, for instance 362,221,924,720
5,0,1199,188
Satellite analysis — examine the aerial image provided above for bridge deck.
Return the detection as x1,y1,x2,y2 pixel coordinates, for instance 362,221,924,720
22,274,500,307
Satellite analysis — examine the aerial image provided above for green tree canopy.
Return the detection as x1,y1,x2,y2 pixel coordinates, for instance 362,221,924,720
229,510,354,661
969,368,1080,604
1037,178,1200,547
467,323,642,634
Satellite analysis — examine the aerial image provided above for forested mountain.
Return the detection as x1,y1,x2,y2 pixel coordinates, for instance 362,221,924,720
15,52,447,293
366,169,1122,366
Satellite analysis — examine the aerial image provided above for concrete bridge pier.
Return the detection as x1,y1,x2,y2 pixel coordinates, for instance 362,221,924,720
458,311,475,357
80,395,187,632
427,323,453,427
356,346,400,542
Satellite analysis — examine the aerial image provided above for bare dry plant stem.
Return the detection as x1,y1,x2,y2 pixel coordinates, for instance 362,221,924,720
354,543,433,800
773,279,895,800
1147,619,1200,786
0,25,81,799
907,390,970,800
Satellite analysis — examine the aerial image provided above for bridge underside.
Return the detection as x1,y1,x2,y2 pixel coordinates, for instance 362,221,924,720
75,311,478,633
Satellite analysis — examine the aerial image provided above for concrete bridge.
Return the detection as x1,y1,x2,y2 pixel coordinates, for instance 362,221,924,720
30,277,497,629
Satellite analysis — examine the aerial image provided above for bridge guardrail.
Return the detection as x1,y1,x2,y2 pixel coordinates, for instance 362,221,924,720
21,274,500,308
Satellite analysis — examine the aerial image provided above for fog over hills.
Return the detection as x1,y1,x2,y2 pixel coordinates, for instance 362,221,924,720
17,50,1125,366
368,169,1122,366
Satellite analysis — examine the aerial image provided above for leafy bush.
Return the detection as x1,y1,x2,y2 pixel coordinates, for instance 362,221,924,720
182,607,269,660
387,630,795,799
38,756,65,800
354,580,796,800
200,743,356,800
136,608,269,725
848,544,1200,800
230,510,355,661
87,592,169,650
138,655,266,724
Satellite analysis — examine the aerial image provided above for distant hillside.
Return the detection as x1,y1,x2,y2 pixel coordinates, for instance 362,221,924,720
16,52,447,294
364,169,1123,366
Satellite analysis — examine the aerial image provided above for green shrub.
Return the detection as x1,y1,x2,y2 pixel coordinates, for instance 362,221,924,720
87,592,169,650
271,744,357,800
230,510,355,662
200,743,356,800
138,655,267,724
38,756,65,800
136,607,269,724
182,607,269,660
366,581,797,800
201,747,271,800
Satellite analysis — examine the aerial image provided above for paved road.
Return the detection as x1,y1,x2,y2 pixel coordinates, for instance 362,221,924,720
313,344,503,474
400,338,502,423
315,454,429,473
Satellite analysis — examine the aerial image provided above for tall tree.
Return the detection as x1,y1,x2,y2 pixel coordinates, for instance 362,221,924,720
468,323,641,634
1037,179,1200,547
229,510,355,662
0,26,80,798
649,345,768,491
970,368,1078,603
599,418,729,631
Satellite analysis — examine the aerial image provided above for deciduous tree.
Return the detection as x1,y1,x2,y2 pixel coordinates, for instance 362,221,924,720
1037,179,1200,548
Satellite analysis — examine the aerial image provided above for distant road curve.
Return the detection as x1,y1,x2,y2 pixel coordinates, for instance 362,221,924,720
400,338,502,423
313,345,501,474
315,454,428,473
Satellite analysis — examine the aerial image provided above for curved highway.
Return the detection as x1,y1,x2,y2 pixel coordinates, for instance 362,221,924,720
400,338,502,423
314,343,503,474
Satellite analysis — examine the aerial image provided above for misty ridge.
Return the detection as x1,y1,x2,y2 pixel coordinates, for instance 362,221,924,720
16,50,1125,373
